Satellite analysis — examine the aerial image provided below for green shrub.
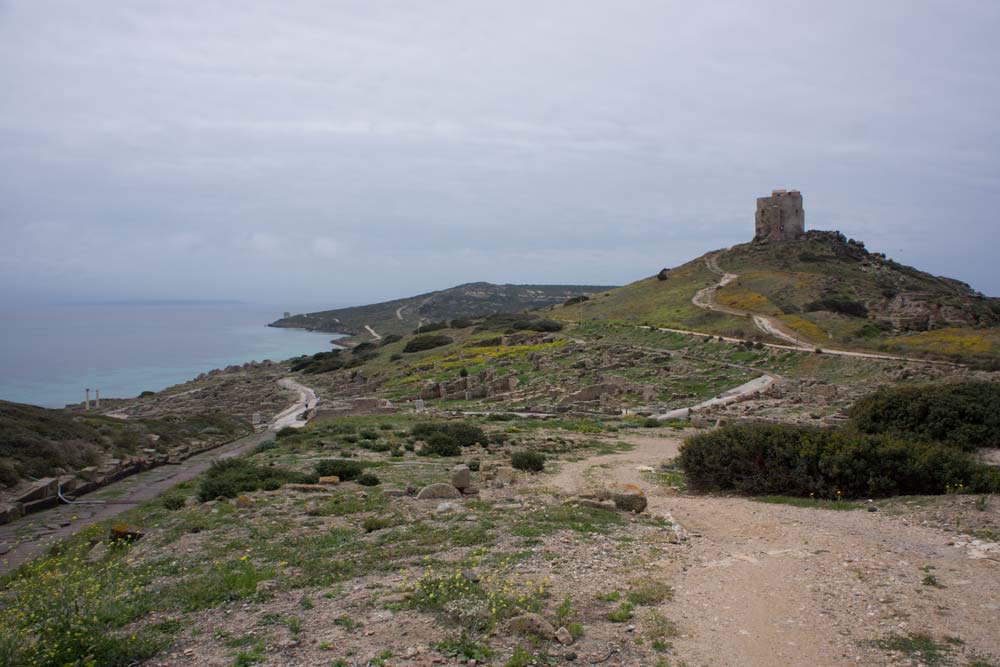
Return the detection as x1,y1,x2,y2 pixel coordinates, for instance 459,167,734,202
422,433,461,457
806,297,868,317
849,382,1000,451
275,427,298,440
161,494,186,511
511,451,545,472
379,333,403,346
198,459,315,501
414,321,448,334
564,295,589,306
678,423,999,498
450,318,473,329
511,319,563,332
254,440,277,454
411,422,485,448
314,459,365,481
355,472,381,486
404,334,453,353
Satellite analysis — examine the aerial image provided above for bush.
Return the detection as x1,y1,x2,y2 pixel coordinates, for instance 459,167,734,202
161,494,186,511
414,321,448,334
404,334,454,353
314,459,366,481
390,353,403,361
511,451,545,472
356,472,381,486
511,319,563,332
806,297,868,318
422,433,461,457
564,295,589,306
849,382,1000,451
380,333,403,346
678,423,999,498
275,427,298,440
352,341,377,355
254,440,278,454
198,459,315,501
411,422,485,448
450,318,473,329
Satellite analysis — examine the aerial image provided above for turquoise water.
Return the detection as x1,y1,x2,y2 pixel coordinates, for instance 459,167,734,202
0,303,342,408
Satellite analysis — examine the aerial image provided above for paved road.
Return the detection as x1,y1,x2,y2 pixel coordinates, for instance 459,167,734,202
0,378,318,574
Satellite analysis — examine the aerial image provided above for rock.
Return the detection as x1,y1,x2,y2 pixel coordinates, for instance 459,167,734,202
555,626,574,646
256,579,280,594
451,465,472,490
600,483,647,514
564,651,577,661
494,466,516,485
435,502,461,514
566,498,616,511
459,486,480,496
504,612,557,640
416,483,462,500
285,484,328,492
318,476,341,485
87,541,108,562
234,494,253,508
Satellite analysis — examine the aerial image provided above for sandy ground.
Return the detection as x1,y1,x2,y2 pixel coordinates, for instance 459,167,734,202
550,432,1000,667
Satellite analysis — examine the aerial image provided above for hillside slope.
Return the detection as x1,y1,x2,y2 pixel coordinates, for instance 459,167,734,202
0,400,248,489
269,282,616,338
549,231,1000,363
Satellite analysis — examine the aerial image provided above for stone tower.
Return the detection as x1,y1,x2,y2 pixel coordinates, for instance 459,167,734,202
754,189,804,242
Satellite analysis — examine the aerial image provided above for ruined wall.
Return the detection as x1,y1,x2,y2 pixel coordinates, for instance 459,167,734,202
754,189,805,242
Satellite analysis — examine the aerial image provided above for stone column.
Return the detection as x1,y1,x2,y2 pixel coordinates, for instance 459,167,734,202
85,388,90,410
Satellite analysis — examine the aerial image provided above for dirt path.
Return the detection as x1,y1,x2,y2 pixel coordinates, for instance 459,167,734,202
364,324,382,341
550,433,1000,666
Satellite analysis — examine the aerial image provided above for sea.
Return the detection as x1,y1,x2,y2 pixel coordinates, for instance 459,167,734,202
0,302,342,409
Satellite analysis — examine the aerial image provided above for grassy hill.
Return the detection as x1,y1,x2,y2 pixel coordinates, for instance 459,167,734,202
547,231,1000,364
269,282,617,339
0,400,248,488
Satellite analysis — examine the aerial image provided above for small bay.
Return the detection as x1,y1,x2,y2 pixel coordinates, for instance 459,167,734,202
0,302,340,408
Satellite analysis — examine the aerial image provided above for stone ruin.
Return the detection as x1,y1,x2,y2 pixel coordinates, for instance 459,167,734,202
754,189,805,242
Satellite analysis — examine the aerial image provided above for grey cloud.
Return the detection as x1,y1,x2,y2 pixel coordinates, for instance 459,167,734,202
1,0,998,305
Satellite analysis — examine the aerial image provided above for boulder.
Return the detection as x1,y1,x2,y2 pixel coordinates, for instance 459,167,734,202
284,484,328,492
565,498,616,512
599,483,648,513
555,626,574,646
256,579,280,594
504,612,557,640
318,476,341,485
494,466,516,485
416,483,462,500
450,465,472,490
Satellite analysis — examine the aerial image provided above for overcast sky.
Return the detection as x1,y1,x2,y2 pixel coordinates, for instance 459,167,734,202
1,1,998,307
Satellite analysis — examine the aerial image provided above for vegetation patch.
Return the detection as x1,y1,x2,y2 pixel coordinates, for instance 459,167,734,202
849,382,1000,451
197,459,316,501
679,423,1000,498
404,334,454,353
